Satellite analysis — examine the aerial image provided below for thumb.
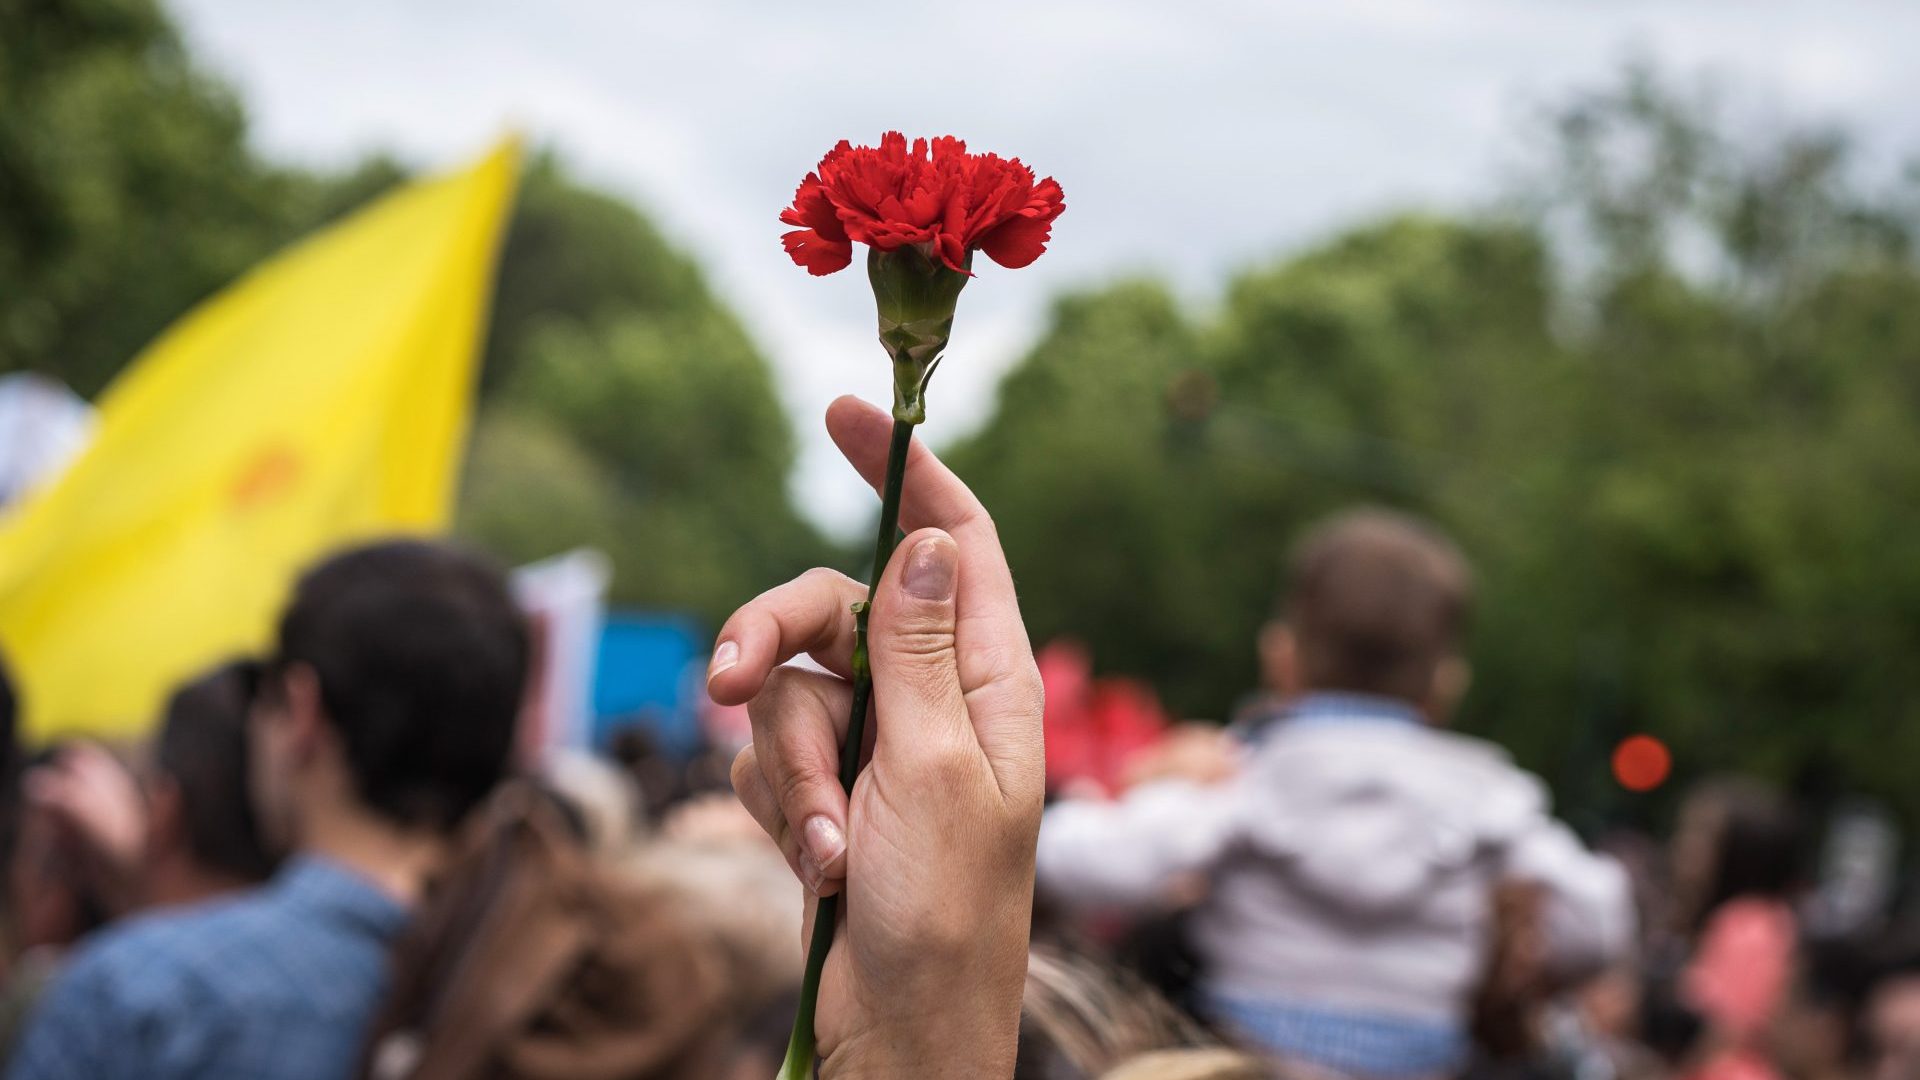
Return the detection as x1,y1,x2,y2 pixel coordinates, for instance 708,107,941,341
867,528,973,766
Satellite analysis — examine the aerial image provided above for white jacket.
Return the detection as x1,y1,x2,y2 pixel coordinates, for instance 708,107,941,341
1037,705,1633,1027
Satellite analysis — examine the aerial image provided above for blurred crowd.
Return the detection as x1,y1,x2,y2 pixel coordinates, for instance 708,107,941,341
0,455,1910,1080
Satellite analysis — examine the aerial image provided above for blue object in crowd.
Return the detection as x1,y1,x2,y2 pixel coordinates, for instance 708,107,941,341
591,611,706,758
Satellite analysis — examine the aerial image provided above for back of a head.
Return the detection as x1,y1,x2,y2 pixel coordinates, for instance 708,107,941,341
1101,1050,1271,1080
1695,778,1805,918
277,539,529,832
1017,946,1217,1080
157,660,278,881
1283,508,1472,704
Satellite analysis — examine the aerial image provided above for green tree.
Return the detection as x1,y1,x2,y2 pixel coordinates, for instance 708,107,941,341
952,218,1567,721
2,0,830,629
953,69,1920,826
948,281,1233,712
0,0,393,393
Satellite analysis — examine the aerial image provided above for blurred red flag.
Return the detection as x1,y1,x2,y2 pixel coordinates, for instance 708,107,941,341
1038,639,1171,796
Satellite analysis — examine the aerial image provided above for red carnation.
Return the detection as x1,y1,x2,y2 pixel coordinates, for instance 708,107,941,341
780,132,1066,276
772,134,1065,1079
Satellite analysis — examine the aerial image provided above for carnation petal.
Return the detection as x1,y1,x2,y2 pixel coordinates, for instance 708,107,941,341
782,228,853,275
977,214,1054,269
935,233,971,274
978,177,1064,268
784,173,848,241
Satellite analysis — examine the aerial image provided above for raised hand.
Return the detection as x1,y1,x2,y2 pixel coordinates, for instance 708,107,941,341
709,395,1045,1079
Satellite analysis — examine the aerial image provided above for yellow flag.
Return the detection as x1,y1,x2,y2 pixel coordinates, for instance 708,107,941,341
0,140,523,741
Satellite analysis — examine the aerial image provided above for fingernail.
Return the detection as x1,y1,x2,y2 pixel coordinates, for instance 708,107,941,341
803,814,846,869
707,640,739,683
902,536,957,601
798,850,826,893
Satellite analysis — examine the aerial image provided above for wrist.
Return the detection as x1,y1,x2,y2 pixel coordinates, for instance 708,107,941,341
824,938,1027,1080
824,1010,1020,1080
821,830,1037,1079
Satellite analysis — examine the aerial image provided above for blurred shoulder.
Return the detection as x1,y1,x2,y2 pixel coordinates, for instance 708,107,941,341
54,887,279,1005
1419,726,1555,825
1255,714,1524,775
11,894,280,1079
1417,725,1538,785
1250,718,1551,826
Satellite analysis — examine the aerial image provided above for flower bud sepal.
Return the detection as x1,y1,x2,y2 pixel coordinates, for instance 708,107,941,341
869,245,968,424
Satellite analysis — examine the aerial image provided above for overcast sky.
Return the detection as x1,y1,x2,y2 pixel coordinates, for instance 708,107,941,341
169,0,1920,537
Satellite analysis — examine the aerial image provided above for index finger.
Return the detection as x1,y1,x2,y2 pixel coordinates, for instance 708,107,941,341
825,396,1040,781
824,396,1022,635
707,567,865,706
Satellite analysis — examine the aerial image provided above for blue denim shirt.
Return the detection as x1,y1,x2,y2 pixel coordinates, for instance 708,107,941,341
8,856,408,1080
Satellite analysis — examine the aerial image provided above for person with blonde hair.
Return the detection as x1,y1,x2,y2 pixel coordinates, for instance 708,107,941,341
1102,1049,1271,1080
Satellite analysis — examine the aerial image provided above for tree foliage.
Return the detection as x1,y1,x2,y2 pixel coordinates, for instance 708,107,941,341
951,68,1920,823
0,0,378,394
0,0,828,628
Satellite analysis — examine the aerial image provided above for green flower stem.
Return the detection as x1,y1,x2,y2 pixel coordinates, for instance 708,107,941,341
779,415,917,1080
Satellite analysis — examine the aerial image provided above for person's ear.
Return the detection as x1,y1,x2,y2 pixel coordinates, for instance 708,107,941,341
1427,656,1472,723
282,663,329,762
145,776,186,855
1258,621,1301,695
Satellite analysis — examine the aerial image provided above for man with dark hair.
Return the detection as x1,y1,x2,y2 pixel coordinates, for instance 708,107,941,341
8,539,529,1080
1038,508,1630,1080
